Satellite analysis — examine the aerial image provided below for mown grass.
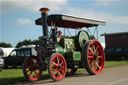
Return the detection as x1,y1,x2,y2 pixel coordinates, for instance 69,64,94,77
104,61,128,68
0,61,128,85
77,61,128,72
0,69,24,85
0,69,49,85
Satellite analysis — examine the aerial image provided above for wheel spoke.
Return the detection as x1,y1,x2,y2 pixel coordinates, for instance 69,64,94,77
92,63,95,70
58,70,61,77
36,62,40,66
26,69,30,72
88,52,93,56
88,56,94,59
60,61,63,66
31,58,34,62
89,48,94,54
93,45,96,53
29,71,33,76
96,51,99,55
52,62,58,66
96,63,101,70
53,69,57,75
94,61,97,70
88,59,92,64
95,46,99,54
90,60,94,66
57,56,60,64
34,70,38,77
59,68,63,73
98,56,102,59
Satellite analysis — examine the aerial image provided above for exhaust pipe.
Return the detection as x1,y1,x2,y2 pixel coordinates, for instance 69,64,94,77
39,8,50,45
39,8,49,37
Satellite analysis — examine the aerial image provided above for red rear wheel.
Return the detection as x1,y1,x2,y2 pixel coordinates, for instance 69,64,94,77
48,53,67,81
22,56,42,81
82,40,105,75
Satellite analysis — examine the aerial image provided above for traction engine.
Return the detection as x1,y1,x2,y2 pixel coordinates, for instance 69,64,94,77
22,8,106,81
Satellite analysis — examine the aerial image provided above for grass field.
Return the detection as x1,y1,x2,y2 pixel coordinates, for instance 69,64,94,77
0,61,128,85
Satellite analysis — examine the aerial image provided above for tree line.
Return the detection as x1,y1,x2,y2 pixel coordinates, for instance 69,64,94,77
0,39,42,48
15,39,42,48
0,42,12,48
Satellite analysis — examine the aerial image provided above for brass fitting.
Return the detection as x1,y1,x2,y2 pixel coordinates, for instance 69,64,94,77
40,8,50,13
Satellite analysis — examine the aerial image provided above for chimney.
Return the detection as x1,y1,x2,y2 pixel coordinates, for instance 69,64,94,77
39,8,49,37
39,8,50,45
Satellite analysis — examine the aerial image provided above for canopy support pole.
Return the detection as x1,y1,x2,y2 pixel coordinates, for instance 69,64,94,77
96,26,98,40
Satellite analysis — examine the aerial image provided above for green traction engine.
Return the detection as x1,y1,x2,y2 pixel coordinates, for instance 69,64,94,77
22,8,106,81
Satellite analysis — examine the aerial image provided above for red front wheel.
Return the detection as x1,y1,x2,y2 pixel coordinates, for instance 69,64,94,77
82,40,105,75
22,56,42,81
48,53,67,81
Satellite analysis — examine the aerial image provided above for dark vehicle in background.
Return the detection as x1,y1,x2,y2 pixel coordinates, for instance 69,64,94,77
0,56,4,71
4,46,37,68
105,47,128,61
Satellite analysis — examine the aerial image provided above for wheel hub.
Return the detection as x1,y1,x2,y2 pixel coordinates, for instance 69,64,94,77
58,65,62,69
94,54,98,60
33,65,37,70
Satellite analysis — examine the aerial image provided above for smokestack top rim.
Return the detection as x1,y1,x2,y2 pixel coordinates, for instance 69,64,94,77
40,8,50,13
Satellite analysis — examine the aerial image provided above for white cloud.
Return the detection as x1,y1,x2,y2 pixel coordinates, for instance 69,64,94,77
65,8,128,24
95,0,112,6
0,0,68,12
1,0,128,25
95,0,125,7
65,8,105,21
15,18,33,25
106,15,128,24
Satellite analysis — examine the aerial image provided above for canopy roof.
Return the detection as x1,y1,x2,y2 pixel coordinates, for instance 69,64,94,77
35,14,105,29
101,32,128,36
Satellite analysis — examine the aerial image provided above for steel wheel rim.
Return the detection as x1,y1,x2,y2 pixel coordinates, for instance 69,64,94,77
87,40,105,74
24,56,42,81
50,54,66,80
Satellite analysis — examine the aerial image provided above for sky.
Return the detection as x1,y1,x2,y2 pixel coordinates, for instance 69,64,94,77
0,0,128,47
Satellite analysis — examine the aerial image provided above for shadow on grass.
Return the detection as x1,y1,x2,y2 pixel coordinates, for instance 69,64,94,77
0,72,90,85
14,74,54,85
0,74,50,85
0,77,25,85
